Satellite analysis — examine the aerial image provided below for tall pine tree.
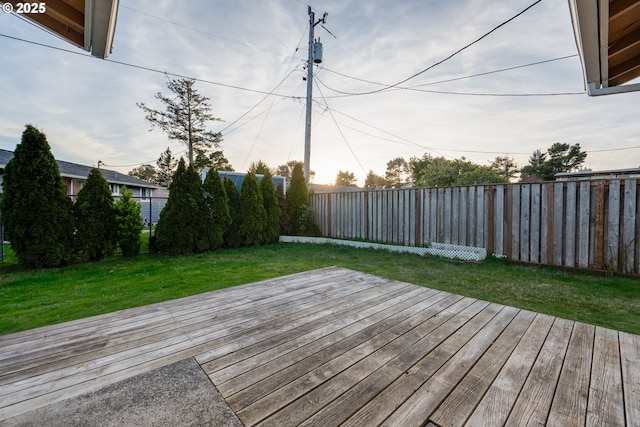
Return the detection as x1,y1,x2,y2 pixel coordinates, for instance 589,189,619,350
0,125,75,267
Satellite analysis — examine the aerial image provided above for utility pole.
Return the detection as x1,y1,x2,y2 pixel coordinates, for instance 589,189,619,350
304,7,327,184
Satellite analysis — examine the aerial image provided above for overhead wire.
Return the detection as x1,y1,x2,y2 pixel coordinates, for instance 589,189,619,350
320,54,580,91
317,0,544,97
121,5,292,59
0,33,304,99
313,75,367,174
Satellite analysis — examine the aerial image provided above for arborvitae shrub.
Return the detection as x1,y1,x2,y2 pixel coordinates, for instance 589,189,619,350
74,168,118,261
115,186,143,257
202,170,230,250
276,183,290,235
0,125,75,267
223,177,242,248
151,158,214,254
285,163,320,236
261,170,280,244
237,172,266,246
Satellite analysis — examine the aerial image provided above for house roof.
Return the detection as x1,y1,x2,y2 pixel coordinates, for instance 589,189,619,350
0,0,119,58
555,166,640,179
569,0,640,95
0,148,158,189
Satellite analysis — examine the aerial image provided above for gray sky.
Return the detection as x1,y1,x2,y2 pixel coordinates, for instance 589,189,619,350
1,0,639,185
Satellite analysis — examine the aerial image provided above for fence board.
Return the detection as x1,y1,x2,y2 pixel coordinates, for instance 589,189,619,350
520,185,531,262
494,185,505,256
607,180,621,271
540,184,550,264
477,186,485,248
468,186,477,247
452,188,459,245
444,188,452,244
565,182,577,267
511,185,521,260
529,184,541,263
595,181,606,269
578,182,590,268
623,180,637,274
553,182,564,266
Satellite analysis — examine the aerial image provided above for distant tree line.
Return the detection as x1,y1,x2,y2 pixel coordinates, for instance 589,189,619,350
354,143,587,189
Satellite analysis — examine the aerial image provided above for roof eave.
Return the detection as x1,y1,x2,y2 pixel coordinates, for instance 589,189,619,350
84,0,119,59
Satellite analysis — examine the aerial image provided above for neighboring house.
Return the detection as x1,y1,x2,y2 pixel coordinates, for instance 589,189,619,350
200,170,287,193
0,148,159,199
309,184,362,194
555,167,640,181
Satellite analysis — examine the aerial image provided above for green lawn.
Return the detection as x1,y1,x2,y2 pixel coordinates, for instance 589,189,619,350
1,242,639,336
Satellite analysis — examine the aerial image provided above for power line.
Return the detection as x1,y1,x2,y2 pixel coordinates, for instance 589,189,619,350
313,76,367,174
321,54,580,91
0,33,304,99
121,5,301,60
319,0,544,97
315,73,584,97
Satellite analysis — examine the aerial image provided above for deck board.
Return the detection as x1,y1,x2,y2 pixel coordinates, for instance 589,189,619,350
0,266,638,426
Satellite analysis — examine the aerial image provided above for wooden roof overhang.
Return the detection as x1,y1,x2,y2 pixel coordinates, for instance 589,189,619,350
1,0,119,58
569,0,640,95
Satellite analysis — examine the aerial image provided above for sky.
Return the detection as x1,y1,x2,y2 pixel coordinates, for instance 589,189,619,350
1,0,639,185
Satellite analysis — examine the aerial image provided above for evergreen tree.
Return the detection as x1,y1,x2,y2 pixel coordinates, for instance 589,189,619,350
385,157,410,188
128,164,157,183
0,125,75,267
155,147,177,187
490,156,519,181
364,170,388,189
286,163,319,236
520,143,587,182
74,168,118,262
114,186,144,257
137,77,224,166
335,170,357,186
276,183,290,235
237,172,266,246
248,160,273,175
151,158,214,254
202,170,230,249
261,171,281,244
223,177,242,248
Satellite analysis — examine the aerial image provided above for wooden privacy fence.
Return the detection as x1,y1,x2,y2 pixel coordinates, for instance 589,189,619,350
310,179,640,275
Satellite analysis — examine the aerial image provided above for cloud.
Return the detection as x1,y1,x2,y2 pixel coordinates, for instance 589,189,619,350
0,0,638,185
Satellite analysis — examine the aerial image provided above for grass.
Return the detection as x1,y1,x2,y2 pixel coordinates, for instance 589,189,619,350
1,241,639,336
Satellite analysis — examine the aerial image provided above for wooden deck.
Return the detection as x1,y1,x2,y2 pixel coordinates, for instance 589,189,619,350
0,266,638,426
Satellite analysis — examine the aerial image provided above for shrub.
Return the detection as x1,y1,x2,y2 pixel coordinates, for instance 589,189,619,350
74,168,118,261
0,125,75,267
223,177,242,248
237,172,266,246
151,158,215,254
115,186,143,257
285,163,320,236
276,183,290,235
202,170,230,250
261,170,281,244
